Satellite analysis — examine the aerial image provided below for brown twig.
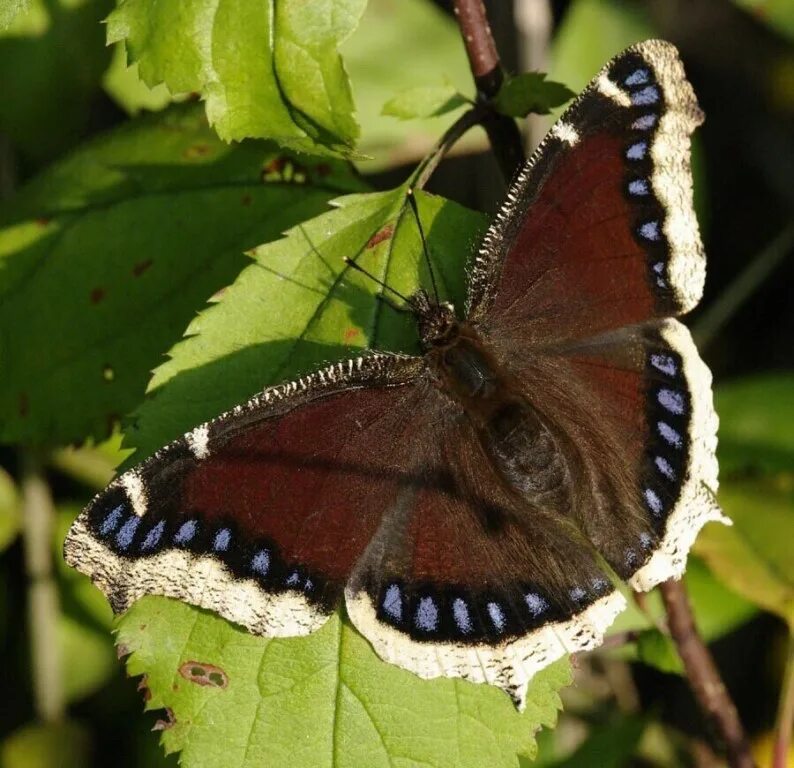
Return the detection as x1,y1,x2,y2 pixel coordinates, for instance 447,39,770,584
659,579,755,768
451,0,525,181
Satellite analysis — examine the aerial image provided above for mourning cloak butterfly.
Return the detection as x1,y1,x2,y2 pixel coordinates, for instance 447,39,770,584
64,40,728,709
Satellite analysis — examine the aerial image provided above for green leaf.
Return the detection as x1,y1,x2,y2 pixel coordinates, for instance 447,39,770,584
0,0,113,166
102,41,174,116
59,615,117,703
715,374,794,475
382,85,468,120
119,598,570,767
634,630,684,675
0,722,90,768
0,103,362,447
107,0,367,153
0,0,29,30
697,479,794,627
124,188,486,462
493,73,575,118
342,0,484,169
533,714,645,768
0,466,21,551
730,0,794,41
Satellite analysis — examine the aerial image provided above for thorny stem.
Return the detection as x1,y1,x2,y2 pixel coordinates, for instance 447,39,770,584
660,579,755,768
451,0,524,181
21,451,65,723
773,633,794,768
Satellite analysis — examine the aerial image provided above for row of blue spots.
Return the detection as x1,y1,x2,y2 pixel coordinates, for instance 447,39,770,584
644,487,663,517
382,585,560,635
97,507,313,592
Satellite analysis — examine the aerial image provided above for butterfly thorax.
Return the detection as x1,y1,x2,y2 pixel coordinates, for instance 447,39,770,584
418,297,570,502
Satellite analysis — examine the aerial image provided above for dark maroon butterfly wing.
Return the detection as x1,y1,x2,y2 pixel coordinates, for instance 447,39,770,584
468,40,704,342
467,41,725,591
65,353,425,636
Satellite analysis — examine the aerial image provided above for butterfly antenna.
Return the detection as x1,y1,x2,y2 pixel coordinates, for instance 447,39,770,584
343,257,418,311
407,188,440,304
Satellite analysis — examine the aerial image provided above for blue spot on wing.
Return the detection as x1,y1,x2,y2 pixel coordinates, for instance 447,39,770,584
141,520,165,551
452,598,473,634
487,601,506,632
174,520,197,544
382,584,402,621
99,504,125,536
625,68,650,86
415,596,438,632
251,549,270,576
213,528,231,552
631,85,660,106
115,516,140,550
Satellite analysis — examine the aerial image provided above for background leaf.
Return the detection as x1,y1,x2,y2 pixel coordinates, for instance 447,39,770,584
0,0,113,167
730,0,794,41
493,73,575,117
342,0,484,168
0,103,362,448
107,0,367,153
0,0,29,30
382,85,468,121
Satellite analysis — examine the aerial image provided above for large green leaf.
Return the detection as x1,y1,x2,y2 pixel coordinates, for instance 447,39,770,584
697,480,794,627
0,0,29,30
0,103,362,447
115,190,571,764
119,599,570,768
107,0,367,153
714,373,794,475
695,374,794,626
0,0,113,167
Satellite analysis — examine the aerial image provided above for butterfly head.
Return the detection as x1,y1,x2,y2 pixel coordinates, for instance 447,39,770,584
412,290,459,350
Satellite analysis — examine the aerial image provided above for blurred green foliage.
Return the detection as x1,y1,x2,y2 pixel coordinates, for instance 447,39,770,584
0,0,791,766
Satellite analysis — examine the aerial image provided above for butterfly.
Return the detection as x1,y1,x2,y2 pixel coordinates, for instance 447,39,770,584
64,40,729,709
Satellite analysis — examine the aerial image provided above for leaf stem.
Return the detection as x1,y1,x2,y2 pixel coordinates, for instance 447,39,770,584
659,579,755,768
21,451,65,723
772,632,794,768
451,0,525,181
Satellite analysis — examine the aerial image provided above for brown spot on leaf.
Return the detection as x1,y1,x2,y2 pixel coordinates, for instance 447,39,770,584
343,327,360,342
315,163,331,177
132,259,153,277
152,708,175,731
367,224,394,249
137,675,152,702
90,287,106,304
241,194,252,206
262,157,287,177
35,217,51,227
18,393,29,417
179,661,229,689
116,643,130,660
